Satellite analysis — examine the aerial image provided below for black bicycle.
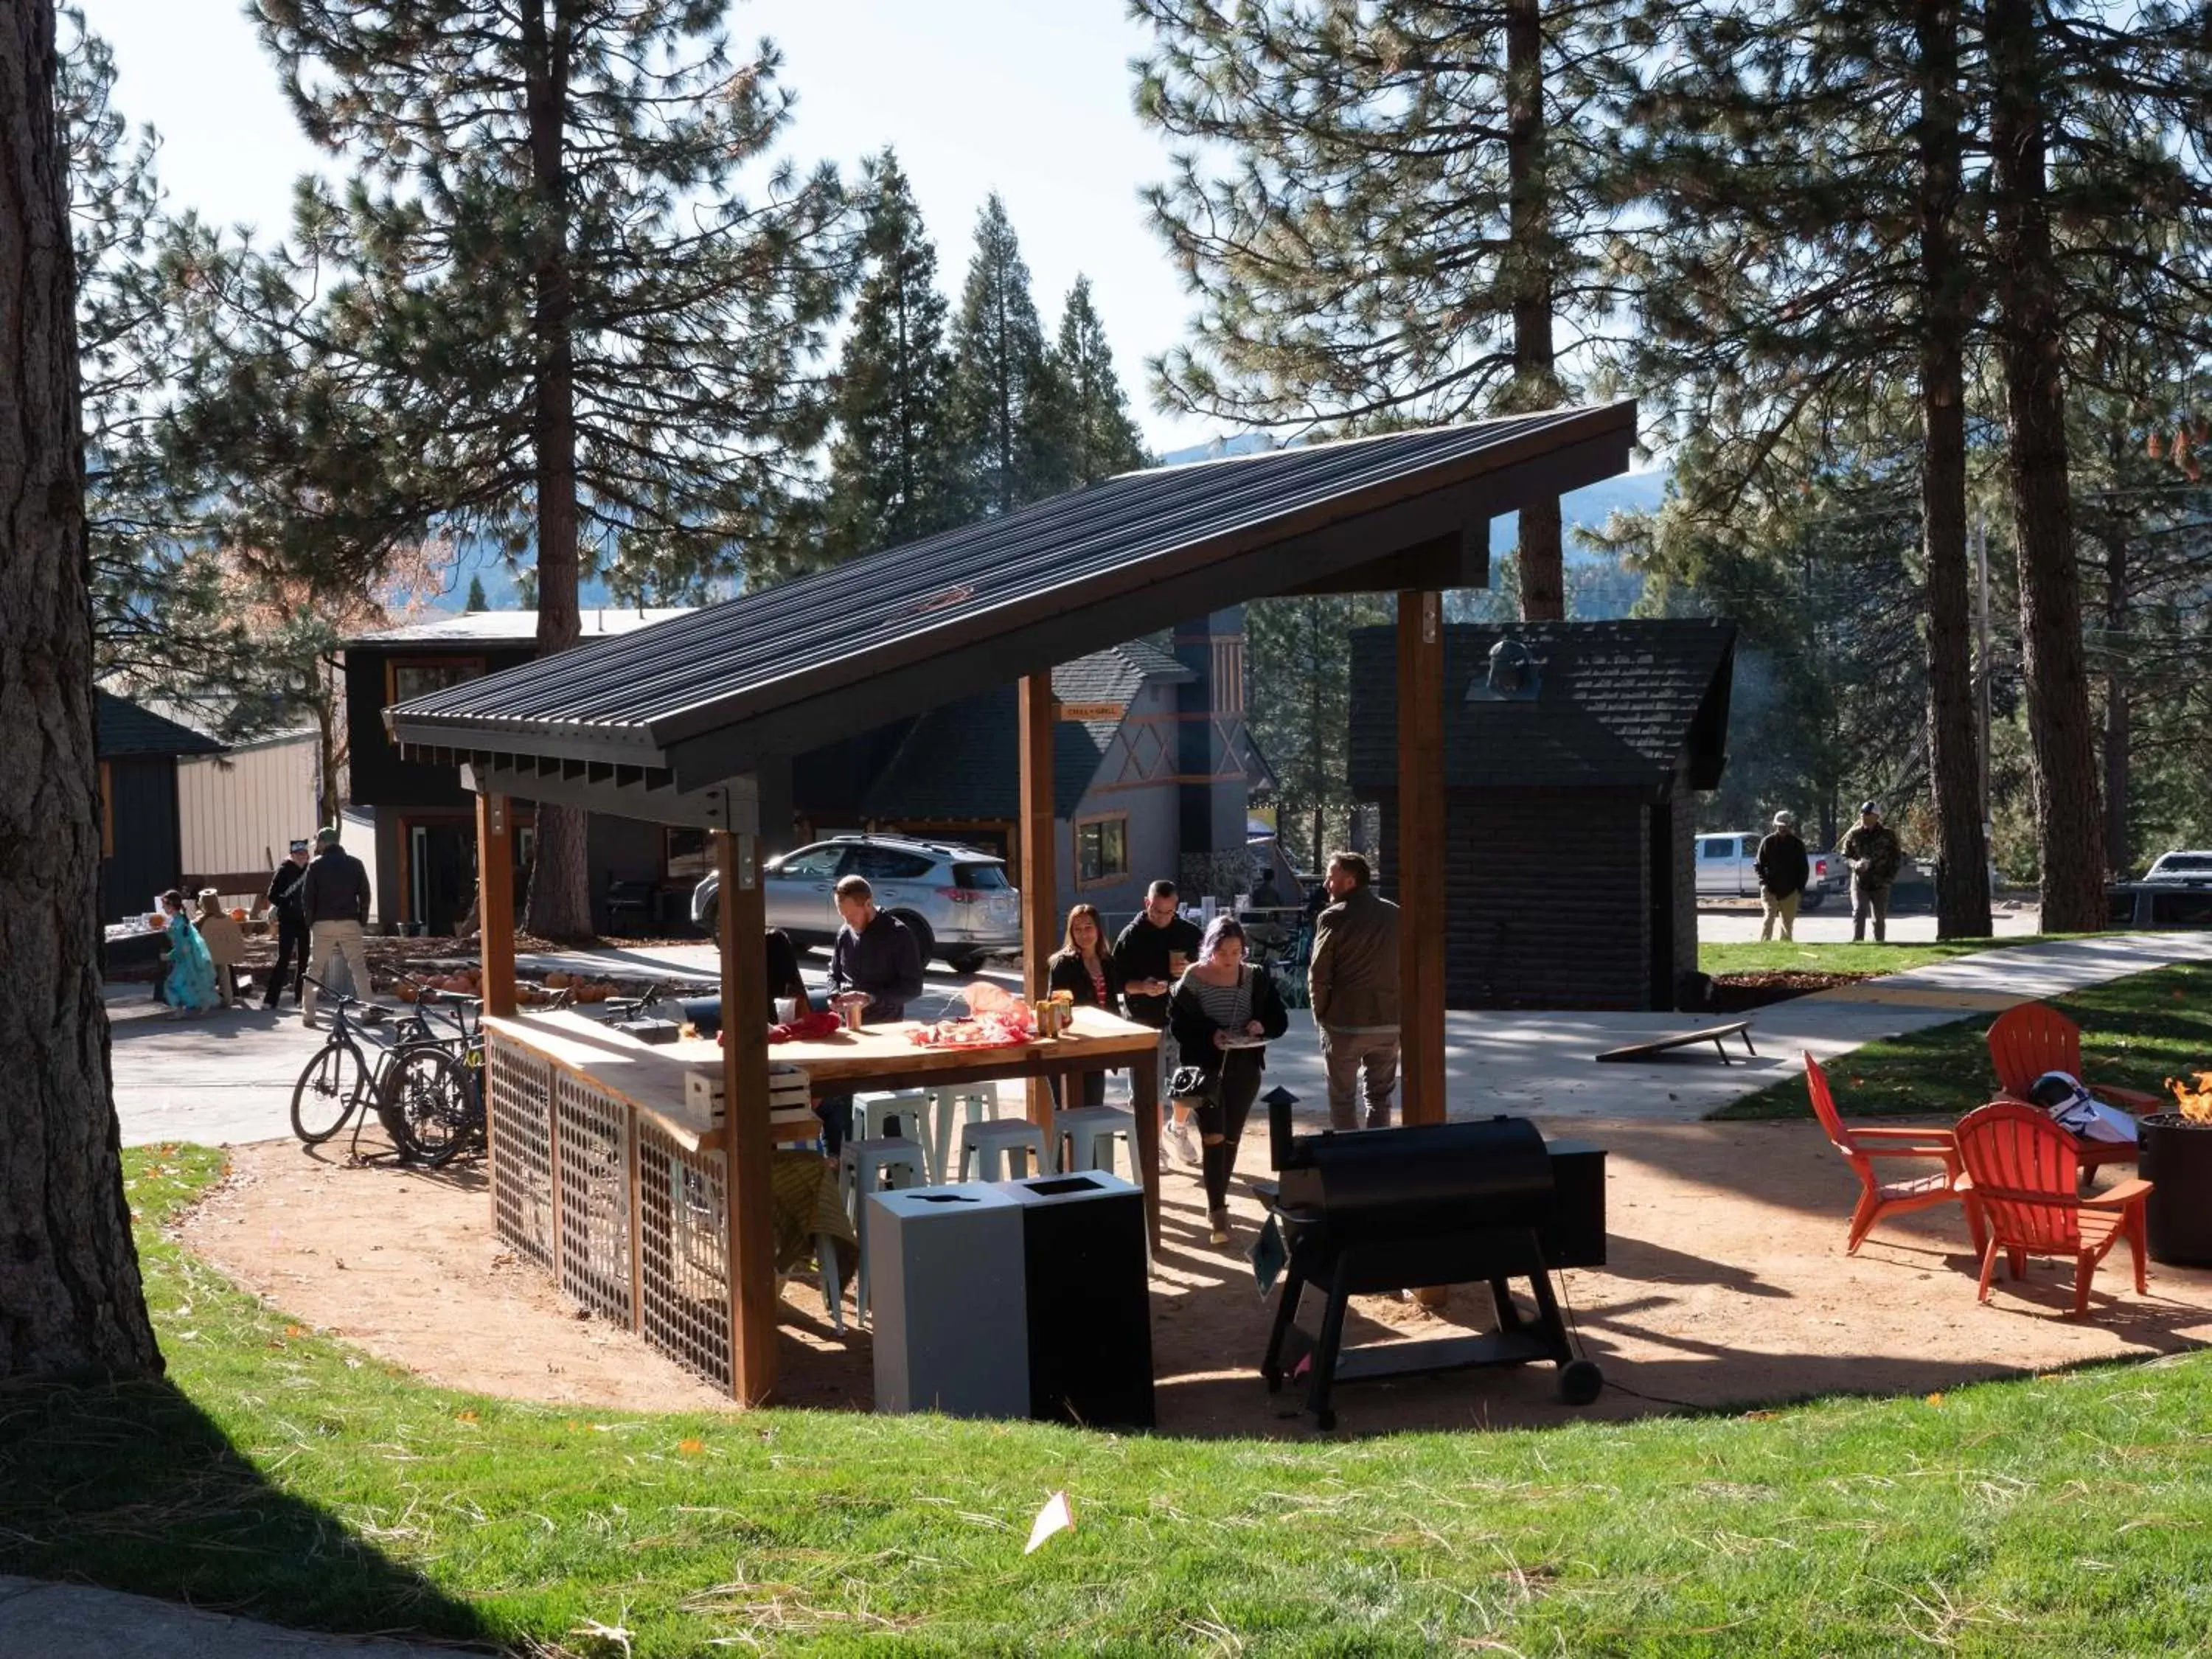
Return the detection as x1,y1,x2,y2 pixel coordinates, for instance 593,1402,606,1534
378,984,485,1166
289,978,444,1147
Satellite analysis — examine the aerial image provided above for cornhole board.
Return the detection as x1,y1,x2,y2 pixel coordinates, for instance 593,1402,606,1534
1594,1020,1756,1066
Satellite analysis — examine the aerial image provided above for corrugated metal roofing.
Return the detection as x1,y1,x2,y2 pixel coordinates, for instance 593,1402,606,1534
390,403,1634,780
347,607,692,647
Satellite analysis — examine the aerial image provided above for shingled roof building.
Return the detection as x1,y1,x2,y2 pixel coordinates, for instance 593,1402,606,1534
94,690,224,925
1349,619,1736,1011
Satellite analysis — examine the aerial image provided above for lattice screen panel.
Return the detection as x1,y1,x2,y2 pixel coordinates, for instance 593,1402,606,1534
553,1070,633,1327
487,1034,554,1270
636,1118,733,1393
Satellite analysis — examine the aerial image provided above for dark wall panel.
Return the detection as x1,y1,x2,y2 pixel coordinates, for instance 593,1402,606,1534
347,645,535,809
101,757,181,923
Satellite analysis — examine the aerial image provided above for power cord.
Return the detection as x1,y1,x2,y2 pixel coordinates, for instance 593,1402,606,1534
1555,1270,1707,1412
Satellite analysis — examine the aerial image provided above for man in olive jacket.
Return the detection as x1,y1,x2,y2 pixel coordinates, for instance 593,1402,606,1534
1308,852,1402,1131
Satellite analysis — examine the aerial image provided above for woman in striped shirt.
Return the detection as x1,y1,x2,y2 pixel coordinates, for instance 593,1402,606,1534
1046,903,1124,1108
1167,915,1290,1245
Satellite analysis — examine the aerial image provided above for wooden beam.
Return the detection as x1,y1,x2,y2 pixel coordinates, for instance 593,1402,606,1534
1397,591,1447,1128
477,792,517,1019
1018,671,1059,1134
717,829,779,1405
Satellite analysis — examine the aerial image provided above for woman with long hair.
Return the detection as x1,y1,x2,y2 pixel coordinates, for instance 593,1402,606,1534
1167,914,1289,1245
159,889,220,1018
1046,902,1124,1107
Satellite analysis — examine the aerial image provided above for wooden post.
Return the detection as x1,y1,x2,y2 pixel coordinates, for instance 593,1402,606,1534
1397,591,1447,1127
477,791,517,1019
718,828,779,1405
1018,671,1058,1136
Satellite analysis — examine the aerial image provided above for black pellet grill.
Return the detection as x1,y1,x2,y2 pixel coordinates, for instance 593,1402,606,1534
1259,1107,1606,1429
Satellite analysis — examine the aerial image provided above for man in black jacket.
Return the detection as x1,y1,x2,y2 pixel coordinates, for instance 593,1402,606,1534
1754,811,1811,942
260,838,313,1009
299,827,376,1027
1113,880,1206,1161
816,874,926,1155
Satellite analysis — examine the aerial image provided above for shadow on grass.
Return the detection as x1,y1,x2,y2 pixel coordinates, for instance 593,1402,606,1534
0,1373,490,1649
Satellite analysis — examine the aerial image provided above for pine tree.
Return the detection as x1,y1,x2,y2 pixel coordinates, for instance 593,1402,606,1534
948,193,1065,513
0,0,161,1382
821,150,962,560
223,0,850,939
465,574,489,612
1132,0,1635,620
1046,276,1148,489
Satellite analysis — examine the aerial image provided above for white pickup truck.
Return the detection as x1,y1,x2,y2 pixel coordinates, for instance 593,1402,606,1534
1694,831,1837,910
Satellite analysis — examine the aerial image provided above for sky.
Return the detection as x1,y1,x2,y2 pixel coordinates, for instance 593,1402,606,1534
86,0,1221,455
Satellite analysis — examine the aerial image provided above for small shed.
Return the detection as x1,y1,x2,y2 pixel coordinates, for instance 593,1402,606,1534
95,691,223,924
1349,619,1735,1012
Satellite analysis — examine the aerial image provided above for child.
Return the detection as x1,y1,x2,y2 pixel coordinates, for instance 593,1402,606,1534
195,889,248,1009
160,890,220,1017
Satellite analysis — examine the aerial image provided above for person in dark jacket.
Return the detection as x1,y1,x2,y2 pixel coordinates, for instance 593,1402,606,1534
1113,880,1205,1160
299,827,375,1027
1047,902,1124,1109
1841,801,1905,942
1308,852,1401,1130
1168,916,1291,1246
816,874,927,1154
1753,811,1811,943
261,838,313,1008
763,927,813,1023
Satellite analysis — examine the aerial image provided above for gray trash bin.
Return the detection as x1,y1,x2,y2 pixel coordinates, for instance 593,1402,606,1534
867,1183,1029,1419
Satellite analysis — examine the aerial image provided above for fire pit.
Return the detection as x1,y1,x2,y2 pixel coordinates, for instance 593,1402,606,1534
2139,1072,2212,1267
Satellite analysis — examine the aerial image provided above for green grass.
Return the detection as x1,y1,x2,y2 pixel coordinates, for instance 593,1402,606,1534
10,1140,2212,1653
1701,934,2075,977
1710,961,2212,1122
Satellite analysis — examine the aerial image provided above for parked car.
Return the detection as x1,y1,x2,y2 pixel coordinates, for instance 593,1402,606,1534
689,834,1020,973
2143,850,2212,886
1693,830,1834,910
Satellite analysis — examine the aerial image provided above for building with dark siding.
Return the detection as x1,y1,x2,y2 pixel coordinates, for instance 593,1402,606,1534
1349,619,1735,1011
95,691,223,925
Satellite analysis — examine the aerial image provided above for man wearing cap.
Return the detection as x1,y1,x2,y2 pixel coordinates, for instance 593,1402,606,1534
1753,811,1810,942
1841,801,1904,943
299,827,376,1026
260,839,313,1009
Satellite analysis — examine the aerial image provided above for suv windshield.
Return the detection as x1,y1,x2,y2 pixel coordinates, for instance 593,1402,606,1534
2152,854,2212,875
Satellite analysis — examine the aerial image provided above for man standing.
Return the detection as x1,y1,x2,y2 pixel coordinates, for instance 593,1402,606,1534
818,874,926,1154
1753,811,1810,943
1842,801,1904,943
1113,880,1206,1158
1308,852,1401,1131
299,827,375,1026
261,838,312,1009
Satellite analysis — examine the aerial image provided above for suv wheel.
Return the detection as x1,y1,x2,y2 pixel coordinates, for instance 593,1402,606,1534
1799,889,1826,913
943,950,984,975
891,911,936,969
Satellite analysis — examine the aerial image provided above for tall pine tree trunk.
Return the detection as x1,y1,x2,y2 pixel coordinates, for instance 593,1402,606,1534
521,1,591,942
2101,480,2130,874
0,0,160,1382
1916,0,1991,937
1505,0,1565,622
1987,0,2105,930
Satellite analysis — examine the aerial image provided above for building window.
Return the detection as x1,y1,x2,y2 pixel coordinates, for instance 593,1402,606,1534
1076,813,1130,888
664,827,711,882
386,658,486,744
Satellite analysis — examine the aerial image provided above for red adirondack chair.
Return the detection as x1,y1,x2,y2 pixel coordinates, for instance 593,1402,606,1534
1804,1054,1984,1256
1986,1002,2158,1175
1952,1100,2152,1318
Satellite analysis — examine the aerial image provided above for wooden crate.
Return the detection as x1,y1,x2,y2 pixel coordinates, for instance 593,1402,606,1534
685,1061,811,1130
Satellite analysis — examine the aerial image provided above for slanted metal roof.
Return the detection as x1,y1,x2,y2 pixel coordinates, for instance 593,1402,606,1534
389,403,1635,815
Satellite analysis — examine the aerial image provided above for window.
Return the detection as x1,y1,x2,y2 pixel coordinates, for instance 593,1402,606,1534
1077,814,1130,888
773,846,846,881
952,861,1008,891
846,845,934,883
664,827,711,882
386,658,485,745
1700,838,1734,860
1741,835,1759,857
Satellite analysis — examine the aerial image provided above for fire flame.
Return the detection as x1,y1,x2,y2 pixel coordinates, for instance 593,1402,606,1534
2169,1071,2212,1125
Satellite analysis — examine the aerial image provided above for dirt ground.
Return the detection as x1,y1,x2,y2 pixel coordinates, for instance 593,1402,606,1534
176,1121,2212,1437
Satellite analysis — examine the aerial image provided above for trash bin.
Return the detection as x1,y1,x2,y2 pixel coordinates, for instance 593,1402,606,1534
1001,1170,1155,1429
867,1183,1029,1418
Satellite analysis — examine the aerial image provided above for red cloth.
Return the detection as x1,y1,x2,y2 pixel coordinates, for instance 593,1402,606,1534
722,1009,844,1046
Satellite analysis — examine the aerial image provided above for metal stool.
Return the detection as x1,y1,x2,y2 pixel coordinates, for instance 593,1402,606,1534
921,1086,992,1184
959,1117,1054,1182
853,1088,928,1144
1054,1105,1136,1177
840,1134,928,1321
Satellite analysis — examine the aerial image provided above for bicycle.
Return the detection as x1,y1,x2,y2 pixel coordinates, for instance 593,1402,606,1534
378,982,487,1166
288,977,447,1149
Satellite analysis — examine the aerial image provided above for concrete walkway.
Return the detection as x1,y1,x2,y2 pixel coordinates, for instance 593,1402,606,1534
0,1577,469,1658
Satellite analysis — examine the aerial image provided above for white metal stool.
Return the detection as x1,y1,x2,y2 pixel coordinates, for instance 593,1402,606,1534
852,1088,928,1145
841,1134,928,1320
1053,1105,1136,1177
958,1117,1054,1182
920,1086,992,1184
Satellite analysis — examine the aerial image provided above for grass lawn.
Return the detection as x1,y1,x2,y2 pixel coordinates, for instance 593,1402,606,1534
6,1149,2212,1650
1701,934,2076,978
1711,961,2212,1123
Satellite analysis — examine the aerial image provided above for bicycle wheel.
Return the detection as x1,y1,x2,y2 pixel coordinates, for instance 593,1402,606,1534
380,1044,477,1166
291,1039,367,1144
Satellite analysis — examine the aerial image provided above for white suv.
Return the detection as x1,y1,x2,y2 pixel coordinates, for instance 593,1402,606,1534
1694,831,1835,910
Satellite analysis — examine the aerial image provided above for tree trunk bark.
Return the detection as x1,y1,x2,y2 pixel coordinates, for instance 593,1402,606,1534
1986,0,2106,931
1915,0,1991,938
0,0,160,1382
2101,481,2130,875
1504,0,1565,622
520,1,591,942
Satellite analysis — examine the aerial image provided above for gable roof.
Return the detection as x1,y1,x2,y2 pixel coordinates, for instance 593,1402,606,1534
95,691,226,759
859,644,1196,821
1348,619,1736,795
347,607,692,648
388,405,1635,801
